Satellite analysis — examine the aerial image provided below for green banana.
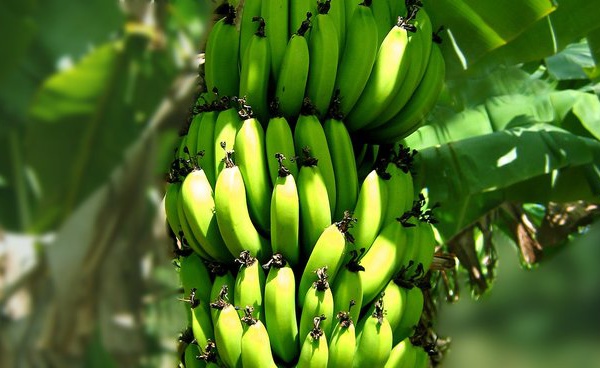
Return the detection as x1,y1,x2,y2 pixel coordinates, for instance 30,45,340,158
261,0,288,79
177,182,214,261
298,213,354,306
327,302,357,368
210,285,243,368
290,2,317,39
348,168,388,255
240,306,278,368
299,267,335,342
195,108,219,188
388,0,407,19
414,344,430,368
234,109,271,234
297,316,329,368
294,102,336,213
239,17,271,122
353,296,393,367
213,101,242,178
179,253,212,305
384,338,417,368
184,342,203,368
371,0,392,45
381,146,416,227
265,107,298,184
344,15,412,131
196,340,221,367
204,6,239,97
214,149,270,262
363,42,446,143
239,0,263,60
262,254,299,364
270,155,300,266
306,1,340,118
323,100,358,220
334,0,378,116
191,297,215,349
332,250,364,324
164,181,183,242
209,263,236,320
363,280,405,334
329,0,346,51
393,285,424,343
233,251,266,323
412,219,438,279
297,149,331,258
275,14,311,120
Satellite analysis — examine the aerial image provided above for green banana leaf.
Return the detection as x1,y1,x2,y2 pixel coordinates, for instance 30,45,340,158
0,0,37,83
25,32,176,232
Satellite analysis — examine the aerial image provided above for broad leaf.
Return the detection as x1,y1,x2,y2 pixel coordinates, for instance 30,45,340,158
0,0,37,83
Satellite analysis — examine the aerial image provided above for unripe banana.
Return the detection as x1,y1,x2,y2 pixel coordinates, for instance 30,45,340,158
213,102,242,178
328,302,357,368
262,254,299,364
239,0,263,60
164,181,183,241
240,306,278,368
414,344,431,368
299,267,335,341
412,220,438,278
381,147,416,227
177,185,214,261
371,0,392,45
393,285,424,342
384,338,417,368
204,6,239,97
290,2,317,39
297,316,329,368
332,250,364,324
195,109,219,187
306,1,340,118
179,253,212,305
363,280,405,333
270,155,300,266
334,1,378,116
233,251,266,323
191,298,215,349
210,285,243,368
294,102,336,213
297,150,331,257
265,112,298,184
209,264,236,320
298,214,354,306
261,0,288,79
196,340,221,368
234,110,271,234
345,16,412,131
214,150,270,262
329,0,346,51
184,342,203,368
275,15,311,120
239,17,271,122
353,296,393,367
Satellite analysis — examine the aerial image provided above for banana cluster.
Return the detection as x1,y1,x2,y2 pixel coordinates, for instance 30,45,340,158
203,0,445,145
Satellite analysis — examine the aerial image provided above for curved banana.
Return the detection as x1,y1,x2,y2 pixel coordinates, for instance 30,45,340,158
306,1,340,118
299,267,335,341
363,42,445,143
363,280,405,333
209,264,236,320
191,300,215,349
353,296,393,367
234,112,271,234
179,253,212,305
411,220,438,279
344,16,412,131
213,101,242,178
239,0,263,60
261,0,288,79
334,0,378,116
240,306,278,368
184,342,203,368
233,251,266,323
265,113,298,184
332,250,364,324
290,2,317,39
239,17,271,122
214,150,270,262
414,344,430,368
294,104,336,213
381,147,416,226
177,185,214,261
298,213,354,306
323,106,358,220
275,15,311,120
164,181,183,242
270,155,300,266
329,0,345,51
296,150,331,258
371,0,392,45
195,109,219,187
263,254,299,364
393,285,424,343
384,338,417,368
204,6,239,97
328,302,357,368
297,316,329,368
210,285,243,368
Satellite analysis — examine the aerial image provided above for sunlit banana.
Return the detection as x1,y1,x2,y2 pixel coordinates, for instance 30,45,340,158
306,1,339,118
353,296,393,367
275,15,311,120
213,100,242,178
328,303,357,368
270,155,300,266
239,17,271,122
384,338,417,368
239,0,263,60
334,0,378,116
297,315,329,368
234,110,271,233
209,263,236,320
210,285,243,368
240,306,278,368
191,297,215,349
265,111,298,184
179,253,212,305
214,149,270,262
204,6,239,97
261,0,288,79
233,250,266,324
363,280,405,333
332,250,364,324
299,267,335,341
177,184,214,261
262,254,299,364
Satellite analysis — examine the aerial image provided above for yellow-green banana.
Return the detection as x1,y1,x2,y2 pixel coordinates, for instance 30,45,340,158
263,254,299,364
239,0,263,60
191,298,215,349
412,219,438,279
164,181,183,242
233,251,266,323
275,14,311,120
210,285,243,368
209,264,236,320
306,1,340,118
297,316,329,368
240,306,278,368
393,285,424,343
384,338,417,368
213,101,242,178
195,108,219,188
204,6,239,97
294,104,336,213
214,150,270,262
334,1,378,116
270,155,300,266
265,112,298,184
234,112,271,234
261,0,288,79
328,304,357,368
332,250,364,324
414,344,430,368
179,253,212,305
177,184,214,261
353,296,393,367
381,147,416,226
299,267,335,341
363,280,405,334
239,17,271,122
